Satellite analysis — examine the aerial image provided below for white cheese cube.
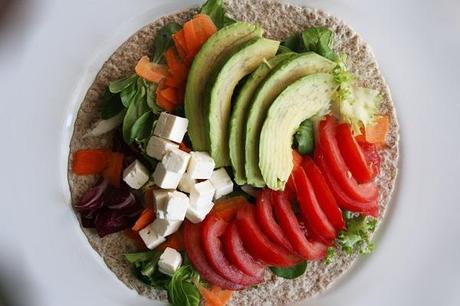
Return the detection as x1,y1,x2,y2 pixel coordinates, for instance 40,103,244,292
162,148,190,174
153,163,182,189
210,168,234,200
152,189,170,218
178,172,196,193
186,202,214,224
158,247,183,275
146,136,179,160
139,225,166,249
156,190,189,221
151,218,183,237
122,160,149,189
190,180,215,210
153,112,188,143
187,151,215,179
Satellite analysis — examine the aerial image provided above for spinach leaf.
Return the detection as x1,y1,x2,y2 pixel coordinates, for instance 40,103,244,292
100,88,124,119
301,27,337,61
109,74,137,93
168,265,201,306
145,80,162,114
131,111,154,142
200,0,235,29
120,81,138,107
270,262,308,279
122,78,148,144
125,251,171,289
294,119,315,155
152,22,182,63
281,33,304,53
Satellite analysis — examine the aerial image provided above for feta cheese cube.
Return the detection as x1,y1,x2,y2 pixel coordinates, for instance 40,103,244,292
210,168,234,200
122,160,149,189
153,112,188,143
162,148,190,174
155,190,189,221
152,189,170,218
151,218,183,237
186,201,214,224
178,172,196,193
139,225,166,249
153,163,182,189
190,180,215,210
158,247,182,275
146,136,179,160
187,151,215,179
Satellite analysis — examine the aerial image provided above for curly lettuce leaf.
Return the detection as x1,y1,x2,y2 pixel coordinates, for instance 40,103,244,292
338,211,377,255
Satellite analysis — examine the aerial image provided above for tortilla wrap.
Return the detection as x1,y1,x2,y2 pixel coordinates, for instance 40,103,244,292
68,0,399,304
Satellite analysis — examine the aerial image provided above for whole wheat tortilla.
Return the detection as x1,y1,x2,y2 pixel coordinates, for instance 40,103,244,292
68,0,399,305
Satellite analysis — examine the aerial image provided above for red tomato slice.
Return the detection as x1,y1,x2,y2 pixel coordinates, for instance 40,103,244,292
292,166,337,241
202,215,263,286
302,156,345,231
318,116,378,202
358,140,381,178
336,123,373,183
255,189,294,252
183,221,245,290
236,206,302,267
223,222,266,277
315,147,379,217
271,191,328,260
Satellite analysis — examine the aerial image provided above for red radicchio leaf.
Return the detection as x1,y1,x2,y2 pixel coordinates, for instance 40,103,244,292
74,178,108,212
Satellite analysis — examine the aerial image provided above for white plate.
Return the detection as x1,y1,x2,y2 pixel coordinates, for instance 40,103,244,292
1,0,459,305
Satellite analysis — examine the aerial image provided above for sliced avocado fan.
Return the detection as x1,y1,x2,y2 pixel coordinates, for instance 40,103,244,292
185,22,263,151
259,73,338,190
245,52,336,187
206,37,280,167
228,52,297,185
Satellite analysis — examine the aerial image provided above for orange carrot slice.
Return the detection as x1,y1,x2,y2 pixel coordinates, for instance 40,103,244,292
183,20,201,60
72,149,111,175
196,283,223,306
193,14,218,40
160,87,179,103
173,31,188,61
102,152,124,187
365,115,390,145
165,47,187,82
132,208,156,232
156,92,176,112
135,56,168,83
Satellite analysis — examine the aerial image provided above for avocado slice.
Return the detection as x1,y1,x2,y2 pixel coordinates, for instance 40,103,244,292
185,22,263,151
260,73,338,190
207,37,280,167
228,52,296,185
245,52,335,187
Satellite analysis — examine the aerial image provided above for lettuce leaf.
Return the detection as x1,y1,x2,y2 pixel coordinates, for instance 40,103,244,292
200,0,235,29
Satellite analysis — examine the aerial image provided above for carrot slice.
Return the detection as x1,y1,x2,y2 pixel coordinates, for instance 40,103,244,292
164,47,187,82
193,14,218,39
183,20,201,60
196,283,223,306
211,196,249,222
102,152,124,187
132,208,156,232
72,149,111,175
160,87,179,103
157,228,184,251
164,76,182,88
365,115,390,145
135,56,168,83
212,286,233,306
156,93,176,112
173,31,188,61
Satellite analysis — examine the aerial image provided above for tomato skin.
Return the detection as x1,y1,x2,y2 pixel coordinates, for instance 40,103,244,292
202,216,262,286
183,221,245,290
302,156,345,231
236,206,302,267
358,140,381,178
271,191,328,260
223,222,266,277
292,166,337,241
318,117,378,202
336,123,373,183
315,147,379,217
255,189,294,252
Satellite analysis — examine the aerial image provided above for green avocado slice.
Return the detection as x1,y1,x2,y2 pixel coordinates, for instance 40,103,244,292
185,22,263,151
228,52,297,185
260,73,338,190
207,37,280,167
245,52,336,187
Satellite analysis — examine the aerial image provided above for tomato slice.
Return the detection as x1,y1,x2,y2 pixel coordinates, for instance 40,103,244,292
271,191,328,260
318,116,378,202
358,139,381,178
202,215,263,286
183,221,245,290
223,222,266,277
315,147,379,217
292,166,337,241
336,123,373,183
255,189,294,252
236,206,302,267
302,156,345,231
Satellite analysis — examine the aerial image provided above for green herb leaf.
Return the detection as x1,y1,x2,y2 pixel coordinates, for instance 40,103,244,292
145,80,162,114
131,111,154,141
122,79,148,144
280,33,304,53
337,212,377,255
200,0,235,29
301,27,337,61
168,265,201,306
270,262,308,279
100,88,124,119
109,74,137,93
125,251,171,289
294,119,315,155
152,22,182,63
120,81,138,108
